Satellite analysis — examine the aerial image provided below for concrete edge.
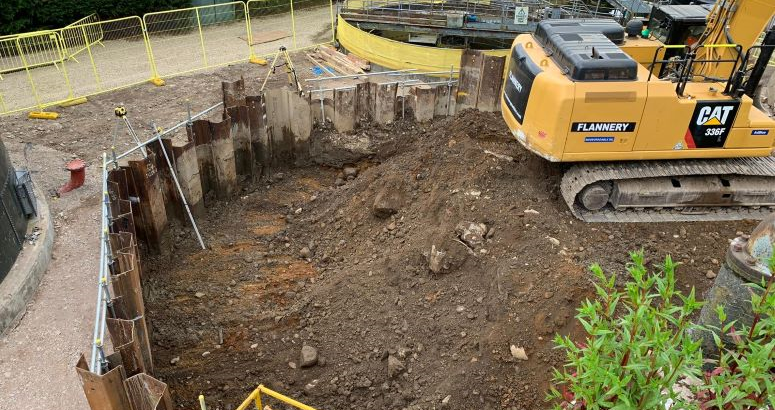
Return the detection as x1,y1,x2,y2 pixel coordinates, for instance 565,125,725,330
0,195,55,336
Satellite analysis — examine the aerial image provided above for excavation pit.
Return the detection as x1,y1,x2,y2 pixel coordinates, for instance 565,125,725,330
141,111,753,409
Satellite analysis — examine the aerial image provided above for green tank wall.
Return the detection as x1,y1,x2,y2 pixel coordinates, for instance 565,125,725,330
0,138,27,282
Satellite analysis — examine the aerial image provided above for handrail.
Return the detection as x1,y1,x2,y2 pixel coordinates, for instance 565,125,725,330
646,43,744,97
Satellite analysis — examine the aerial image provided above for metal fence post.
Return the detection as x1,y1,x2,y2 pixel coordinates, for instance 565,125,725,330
290,0,298,49
80,25,103,91
195,8,209,67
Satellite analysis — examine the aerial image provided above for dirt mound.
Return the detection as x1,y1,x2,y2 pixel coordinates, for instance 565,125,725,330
145,111,751,410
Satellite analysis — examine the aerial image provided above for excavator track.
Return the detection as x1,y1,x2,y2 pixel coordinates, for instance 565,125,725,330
561,156,775,223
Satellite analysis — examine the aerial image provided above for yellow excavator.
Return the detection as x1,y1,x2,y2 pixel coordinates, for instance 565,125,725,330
501,0,775,222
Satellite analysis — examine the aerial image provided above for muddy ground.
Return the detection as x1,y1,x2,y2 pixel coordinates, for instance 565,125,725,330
144,111,755,410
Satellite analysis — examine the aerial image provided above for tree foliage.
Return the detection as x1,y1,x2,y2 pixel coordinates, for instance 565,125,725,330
0,0,192,36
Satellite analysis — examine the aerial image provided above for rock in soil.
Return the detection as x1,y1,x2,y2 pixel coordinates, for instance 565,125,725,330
510,345,528,361
387,355,405,378
300,345,318,368
372,177,406,218
428,235,470,274
455,221,487,247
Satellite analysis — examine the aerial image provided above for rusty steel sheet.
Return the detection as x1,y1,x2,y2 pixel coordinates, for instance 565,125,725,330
106,318,146,377
124,373,173,410
334,87,357,133
411,85,436,122
210,117,237,199
476,54,506,112
75,354,132,410
247,94,269,175
171,140,205,218
222,77,246,109
226,105,254,178
456,49,484,112
127,155,168,253
374,82,397,125
356,81,374,123
188,119,216,202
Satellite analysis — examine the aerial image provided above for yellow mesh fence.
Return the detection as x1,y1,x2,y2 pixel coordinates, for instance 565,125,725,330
60,13,103,61
59,17,154,98
0,31,71,112
143,2,251,78
0,1,336,116
246,0,335,60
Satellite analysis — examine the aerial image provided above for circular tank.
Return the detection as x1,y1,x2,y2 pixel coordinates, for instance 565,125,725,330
0,137,28,282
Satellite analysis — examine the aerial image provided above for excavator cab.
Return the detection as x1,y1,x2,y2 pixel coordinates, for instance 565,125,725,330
647,5,710,76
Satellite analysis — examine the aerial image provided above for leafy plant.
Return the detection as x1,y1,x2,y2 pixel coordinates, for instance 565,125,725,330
696,257,775,410
548,251,704,410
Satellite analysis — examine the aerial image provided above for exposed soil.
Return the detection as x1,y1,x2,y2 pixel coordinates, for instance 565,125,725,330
145,111,754,410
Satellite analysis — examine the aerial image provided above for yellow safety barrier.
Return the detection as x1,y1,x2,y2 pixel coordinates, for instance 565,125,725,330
143,2,252,78
0,31,72,114
336,15,508,73
0,1,336,117
59,13,104,61
246,0,336,62
59,16,156,97
234,385,318,410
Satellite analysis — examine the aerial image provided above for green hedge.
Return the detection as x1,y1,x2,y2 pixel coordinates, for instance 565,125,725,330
0,0,193,36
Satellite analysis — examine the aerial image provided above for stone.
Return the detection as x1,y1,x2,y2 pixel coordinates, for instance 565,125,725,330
288,362,297,369
335,178,346,186
442,395,451,406
300,345,319,368
428,237,469,274
300,247,312,258
548,237,560,247
387,355,405,378
373,178,406,218
524,209,540,215
170,357,180,365
343,166,358,179
510,345,528,361
706,270,717,279
250,343,259,349
202,351,211,357
455,221,487,247
195,291,206,298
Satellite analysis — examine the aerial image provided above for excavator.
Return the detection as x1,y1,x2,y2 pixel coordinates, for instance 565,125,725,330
501,0,775,222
